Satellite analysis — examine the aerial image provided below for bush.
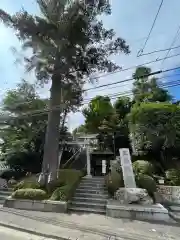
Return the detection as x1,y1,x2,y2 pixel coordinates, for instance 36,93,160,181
136,174,157,202
14,180,41,191
50,185,72,201
0,169,26,181
47,178,65,193
12,188,48,200
165,169,180,186
50,169,82,201
105,167,124,196
57,169,82,184
133,160,154,176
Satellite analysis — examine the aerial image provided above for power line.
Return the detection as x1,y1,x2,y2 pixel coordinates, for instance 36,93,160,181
135,45,180,57
92,72,180,92
3,64,180,109
161,25,180,67
137,0,164,57
85,65,180,91
1,79,180,122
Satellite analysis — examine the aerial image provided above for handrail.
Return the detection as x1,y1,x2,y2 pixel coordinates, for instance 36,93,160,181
62,148,81,169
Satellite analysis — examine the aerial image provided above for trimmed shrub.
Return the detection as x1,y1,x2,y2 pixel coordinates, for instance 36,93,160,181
47,179,65,193
133,160,154,176
136,174,157,202
12,188,48,200
50,169,82,201
165,169,180,186
50,185,71,201
14,180,41,191
105,167,124,196
57,169,82,184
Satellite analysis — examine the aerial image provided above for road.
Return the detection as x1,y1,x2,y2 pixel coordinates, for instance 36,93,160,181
0,225,55,240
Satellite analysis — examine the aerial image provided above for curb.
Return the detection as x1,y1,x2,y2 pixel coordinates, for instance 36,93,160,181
0,221,69,240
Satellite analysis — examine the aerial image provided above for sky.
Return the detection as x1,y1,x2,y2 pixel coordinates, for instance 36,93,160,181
0,0,180,131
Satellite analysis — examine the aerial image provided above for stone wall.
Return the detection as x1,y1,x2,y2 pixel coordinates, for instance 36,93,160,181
4,198,68,213
157,185,180,204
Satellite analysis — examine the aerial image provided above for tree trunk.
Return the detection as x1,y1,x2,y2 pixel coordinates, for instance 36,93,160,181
41,79,63,184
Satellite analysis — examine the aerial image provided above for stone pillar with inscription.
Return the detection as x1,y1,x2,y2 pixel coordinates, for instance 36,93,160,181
115,148,153,205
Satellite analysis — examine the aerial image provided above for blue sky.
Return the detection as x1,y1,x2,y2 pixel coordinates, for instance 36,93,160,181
1,0,180,131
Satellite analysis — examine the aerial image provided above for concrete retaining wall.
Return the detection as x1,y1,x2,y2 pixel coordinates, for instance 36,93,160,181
4,197,67,213
157,185,180,204
106,200,172,223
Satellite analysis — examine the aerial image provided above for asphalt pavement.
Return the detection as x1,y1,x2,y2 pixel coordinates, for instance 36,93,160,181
0,225,55,240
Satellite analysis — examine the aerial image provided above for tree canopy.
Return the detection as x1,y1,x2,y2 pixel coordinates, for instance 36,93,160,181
0,0,130,181
132,67,172,103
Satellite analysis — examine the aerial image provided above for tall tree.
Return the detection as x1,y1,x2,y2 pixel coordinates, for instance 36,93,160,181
132,67,172,103
0,0,129,181
0,80,48,172
83,95,114,133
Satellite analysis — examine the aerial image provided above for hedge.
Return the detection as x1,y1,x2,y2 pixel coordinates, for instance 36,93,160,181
133,160,154,176
12,188,48,200
50,169,82,201
14,180,41,191
136,174,157,203
105,166,124,196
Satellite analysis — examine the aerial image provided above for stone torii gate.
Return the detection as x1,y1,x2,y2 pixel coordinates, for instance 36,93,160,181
60,134,98,178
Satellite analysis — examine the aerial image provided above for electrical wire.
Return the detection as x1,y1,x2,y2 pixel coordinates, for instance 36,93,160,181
161,25,180,67
135,45,180,57
137,0,164,57
1,79,180,122
3,64,180,110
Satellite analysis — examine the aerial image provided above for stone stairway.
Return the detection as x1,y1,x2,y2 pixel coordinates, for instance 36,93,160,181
167,204,180,222
0,188,13,205
69,177,108,214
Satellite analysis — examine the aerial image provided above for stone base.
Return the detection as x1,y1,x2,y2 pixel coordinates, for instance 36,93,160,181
106,200,173,223
115,188,153,205
4,197,67,213
83,174,92,179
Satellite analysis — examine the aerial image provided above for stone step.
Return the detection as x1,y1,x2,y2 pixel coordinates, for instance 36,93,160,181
74,192,108,199
169,205,180,212
81,178,105,183
72,196,107,204
77,186,105,191
169,211,180,222
71,201,106,210
0,191,12,196
0,188,13,191
79,182,105,188
68,206,106,215
0,199,4,204
76,188,108,194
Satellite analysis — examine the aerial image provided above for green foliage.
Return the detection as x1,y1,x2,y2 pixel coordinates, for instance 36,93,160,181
132,67,172,103
0,80,48,172
0,169,26,181
0,0,129,178
50,185,71,201
14,180,41,191
165,169,180,186
136,174,157,201
83,96,115,133
47,179,66,193
57,169,82,184
133,160,154,176
50,169,82,201
129,102,180,154
105,166,124,196
12,188,48,200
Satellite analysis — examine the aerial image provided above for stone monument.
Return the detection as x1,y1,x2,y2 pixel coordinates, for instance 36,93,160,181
106,148,172,223
115,148,153,205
